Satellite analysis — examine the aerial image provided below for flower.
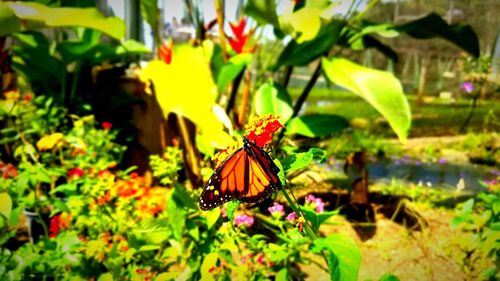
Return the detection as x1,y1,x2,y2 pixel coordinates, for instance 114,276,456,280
36,133,64,151
67,167,84,179
256,254,265,264
461,81,474,93
244,114,284,147
268,202,284,218
437,158,446,165
212,140,242,168
49,213,71,238
3,90,19,101
227,17,256,54
286,212,297,222
159,39,173,65
102,121,113,130
305,194,325,213
0,163,18,179
234,214,254,227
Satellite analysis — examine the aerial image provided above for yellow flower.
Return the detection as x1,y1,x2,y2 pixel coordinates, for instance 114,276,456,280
3,90,20,101
36,133,64,151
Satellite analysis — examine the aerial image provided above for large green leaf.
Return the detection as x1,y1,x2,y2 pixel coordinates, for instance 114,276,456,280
279,7,322,43
301,208,338,232
254,81,293,124
322,57,411,143
286,114,350,138
272,20,344,70
0,2,21,36
3,2,125,39
312,234,361,281
244,0,280,27
394,13,479,57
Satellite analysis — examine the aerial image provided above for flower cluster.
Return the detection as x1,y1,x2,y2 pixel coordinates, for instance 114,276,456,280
234,214,255,228
244,114,284,147
0,162,17,179
49,212,72,238
268,202,285,218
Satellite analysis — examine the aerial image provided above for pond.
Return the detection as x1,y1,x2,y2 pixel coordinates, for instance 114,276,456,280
328,157,499,193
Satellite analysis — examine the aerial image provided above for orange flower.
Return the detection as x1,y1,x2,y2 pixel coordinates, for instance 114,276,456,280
244,114,284,147
159,38,173,65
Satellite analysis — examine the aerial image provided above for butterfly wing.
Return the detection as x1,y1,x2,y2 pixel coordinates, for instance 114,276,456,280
199,138,281,211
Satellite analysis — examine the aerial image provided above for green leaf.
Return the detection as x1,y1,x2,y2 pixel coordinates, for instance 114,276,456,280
168,190,186,241
0,2,21,37
326,250,341,281
138,245,160,252
5,2,126,39
156,272,181,281
206,208,221,230
217,54,252,93
280,7,321,43
394,13,479,57
272,20,344,70
171,184,197,210
322,57,411,143
0,193,12,219
286,114,349,138
200,253,219,281
313,234,361,281
254,81,293,124
140,0,158,31
226,201,239,223
244,0,280,27
186,220,200,241
275,268,288,281
462,199,475,213
302,208,338,231
282,148,325,172
97,272,113,281
379,273,400,281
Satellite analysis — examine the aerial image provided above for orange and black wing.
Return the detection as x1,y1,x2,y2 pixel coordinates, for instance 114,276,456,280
199,137,281,211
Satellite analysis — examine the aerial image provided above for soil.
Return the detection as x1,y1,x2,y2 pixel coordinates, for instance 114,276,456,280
300,200,492,281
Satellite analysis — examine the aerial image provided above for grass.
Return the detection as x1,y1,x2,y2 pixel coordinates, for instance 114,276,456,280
288,87,500,138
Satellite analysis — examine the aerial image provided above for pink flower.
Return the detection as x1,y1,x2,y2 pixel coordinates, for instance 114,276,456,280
461,81,474,93
102,121,113,130
305,194,325,213
67,167,84,179
286,212,296,222
268,202,284,218
234,214,254,227
256,254,265,264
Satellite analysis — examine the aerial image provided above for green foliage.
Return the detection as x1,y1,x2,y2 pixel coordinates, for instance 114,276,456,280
254,81,293,124
0,1,125,39
149,146,183,186
312,234,361,281
452,180,500,278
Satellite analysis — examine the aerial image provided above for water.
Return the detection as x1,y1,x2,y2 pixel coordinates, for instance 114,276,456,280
327,157,499,193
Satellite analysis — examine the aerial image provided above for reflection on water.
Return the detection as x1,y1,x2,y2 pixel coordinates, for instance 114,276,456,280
326,157,499,193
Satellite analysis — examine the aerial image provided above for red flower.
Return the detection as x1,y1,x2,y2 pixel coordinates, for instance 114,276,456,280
0,163,18,179
102,121,113,130
67,167,84,179
49,213,71,238
159,39,173,65
227,17,255,54
244,114,284,147
23,94,32,103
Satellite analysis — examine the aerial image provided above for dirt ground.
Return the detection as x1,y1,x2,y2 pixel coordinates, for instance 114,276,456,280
300,202,493,281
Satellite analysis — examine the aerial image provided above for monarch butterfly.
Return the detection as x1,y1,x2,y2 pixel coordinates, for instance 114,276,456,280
199,137,281,211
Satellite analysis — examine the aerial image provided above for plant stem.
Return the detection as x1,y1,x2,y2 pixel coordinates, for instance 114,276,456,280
237,70,251,127
275,60,322,146
282,66,294,89
215,0,228,62
459,89,481,133
280,188,316,240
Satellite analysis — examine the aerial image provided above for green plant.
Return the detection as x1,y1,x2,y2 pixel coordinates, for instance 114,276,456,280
452,178,500,280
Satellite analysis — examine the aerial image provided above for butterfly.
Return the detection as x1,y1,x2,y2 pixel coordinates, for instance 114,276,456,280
199,137,281,211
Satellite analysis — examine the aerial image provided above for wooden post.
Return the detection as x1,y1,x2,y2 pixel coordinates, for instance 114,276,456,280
416,57,427,106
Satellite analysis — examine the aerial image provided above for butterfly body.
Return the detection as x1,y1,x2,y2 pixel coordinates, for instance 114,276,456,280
199,137,281,211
